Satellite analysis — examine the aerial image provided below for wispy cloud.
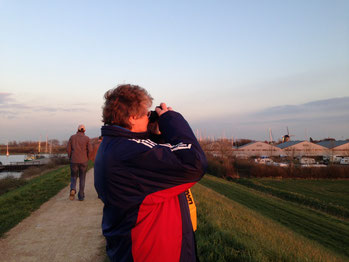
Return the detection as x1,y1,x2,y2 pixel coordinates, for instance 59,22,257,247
32,106,86,112
0,110,17,119
0,103,33,110
0,92,15,104
248,97,349,123
0,93,88,118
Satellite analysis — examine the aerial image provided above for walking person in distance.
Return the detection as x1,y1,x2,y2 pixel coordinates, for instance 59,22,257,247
67,124,91,201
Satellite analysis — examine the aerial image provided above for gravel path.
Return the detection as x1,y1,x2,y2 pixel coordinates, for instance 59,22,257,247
0,168,106,262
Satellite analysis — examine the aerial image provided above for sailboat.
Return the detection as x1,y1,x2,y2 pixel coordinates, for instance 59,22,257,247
24,138,45,161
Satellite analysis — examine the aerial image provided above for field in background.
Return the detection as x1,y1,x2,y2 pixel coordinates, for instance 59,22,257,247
194,175,349,261
233,178,349,218
251,178,349,209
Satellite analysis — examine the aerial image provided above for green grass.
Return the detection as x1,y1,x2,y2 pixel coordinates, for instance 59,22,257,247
253,178,349,209
193,182,345,262
0,161,94,237
199,175,349,259
0,176,28,195
0,166,71,237
234,178,349,218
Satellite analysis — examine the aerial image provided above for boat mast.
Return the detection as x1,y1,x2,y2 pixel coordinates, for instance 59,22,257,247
38,137,41,154
45,135,48,153
49,140,52,154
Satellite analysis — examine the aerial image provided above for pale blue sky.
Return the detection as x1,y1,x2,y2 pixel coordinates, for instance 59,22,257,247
0,0,348,143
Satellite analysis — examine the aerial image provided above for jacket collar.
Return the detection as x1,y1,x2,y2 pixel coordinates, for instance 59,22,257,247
101,125,151,139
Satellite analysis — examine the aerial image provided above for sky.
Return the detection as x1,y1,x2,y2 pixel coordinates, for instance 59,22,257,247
0,0,348,144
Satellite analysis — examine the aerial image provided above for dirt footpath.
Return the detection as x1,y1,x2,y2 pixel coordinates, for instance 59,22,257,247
0,168,106,262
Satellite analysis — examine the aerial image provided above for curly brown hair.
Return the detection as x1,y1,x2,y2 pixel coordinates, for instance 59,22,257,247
102,84,153,129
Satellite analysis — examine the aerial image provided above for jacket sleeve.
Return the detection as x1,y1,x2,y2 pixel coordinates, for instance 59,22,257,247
66,137,72,159
86,138,92,160
123,111,207,196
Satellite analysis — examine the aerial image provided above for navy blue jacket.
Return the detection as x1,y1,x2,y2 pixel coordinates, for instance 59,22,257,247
94,111,207,262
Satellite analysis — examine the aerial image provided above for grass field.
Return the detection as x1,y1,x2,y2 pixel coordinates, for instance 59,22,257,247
234,178,349,218
197,175,349,260
252,178,349,209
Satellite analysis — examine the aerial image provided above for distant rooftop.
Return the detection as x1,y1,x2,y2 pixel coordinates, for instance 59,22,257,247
316,140,349,149
276,141,304,149
238,141,260,148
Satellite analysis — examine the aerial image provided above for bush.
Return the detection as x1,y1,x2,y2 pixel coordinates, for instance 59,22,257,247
206,154,237,178
249,164,349,179
249,164,287,178
205,153,349,179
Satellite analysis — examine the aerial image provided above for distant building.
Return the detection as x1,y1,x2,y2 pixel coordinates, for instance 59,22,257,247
203,139,349,159
317,140,349,157
235,141,283,157
276,141,327,157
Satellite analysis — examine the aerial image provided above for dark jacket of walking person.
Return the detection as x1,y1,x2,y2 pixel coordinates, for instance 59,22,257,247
94,84,207,262
67,124,91,201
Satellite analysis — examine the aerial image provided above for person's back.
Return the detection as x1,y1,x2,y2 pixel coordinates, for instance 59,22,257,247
95,114,205,262
67,132,90,163
67,124,91,201
94,85,207,262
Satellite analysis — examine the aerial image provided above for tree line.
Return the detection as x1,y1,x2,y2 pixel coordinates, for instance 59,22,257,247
0,140,68,154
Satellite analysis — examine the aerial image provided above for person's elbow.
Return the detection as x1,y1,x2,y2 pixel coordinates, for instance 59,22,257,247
197,154,208,178
185,153,207,181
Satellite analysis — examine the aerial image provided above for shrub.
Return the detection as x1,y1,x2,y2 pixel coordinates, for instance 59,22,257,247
206,154,237,178
205,153,349,179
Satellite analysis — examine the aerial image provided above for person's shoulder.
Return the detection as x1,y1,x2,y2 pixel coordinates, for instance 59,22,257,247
82,134,90,142
100,136,144,161
127,138,159,150
113,137,156,159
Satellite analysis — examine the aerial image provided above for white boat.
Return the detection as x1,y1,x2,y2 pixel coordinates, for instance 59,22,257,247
301,164,327,168
24,154,36,161
24,154,45,162
255,157,274,165
300,157,315,165
340,157,349,165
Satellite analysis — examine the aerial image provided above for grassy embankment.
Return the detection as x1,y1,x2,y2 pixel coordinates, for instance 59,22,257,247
0,161,94,237
251,178,349,209
194,175,349,261
234,178,349,218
